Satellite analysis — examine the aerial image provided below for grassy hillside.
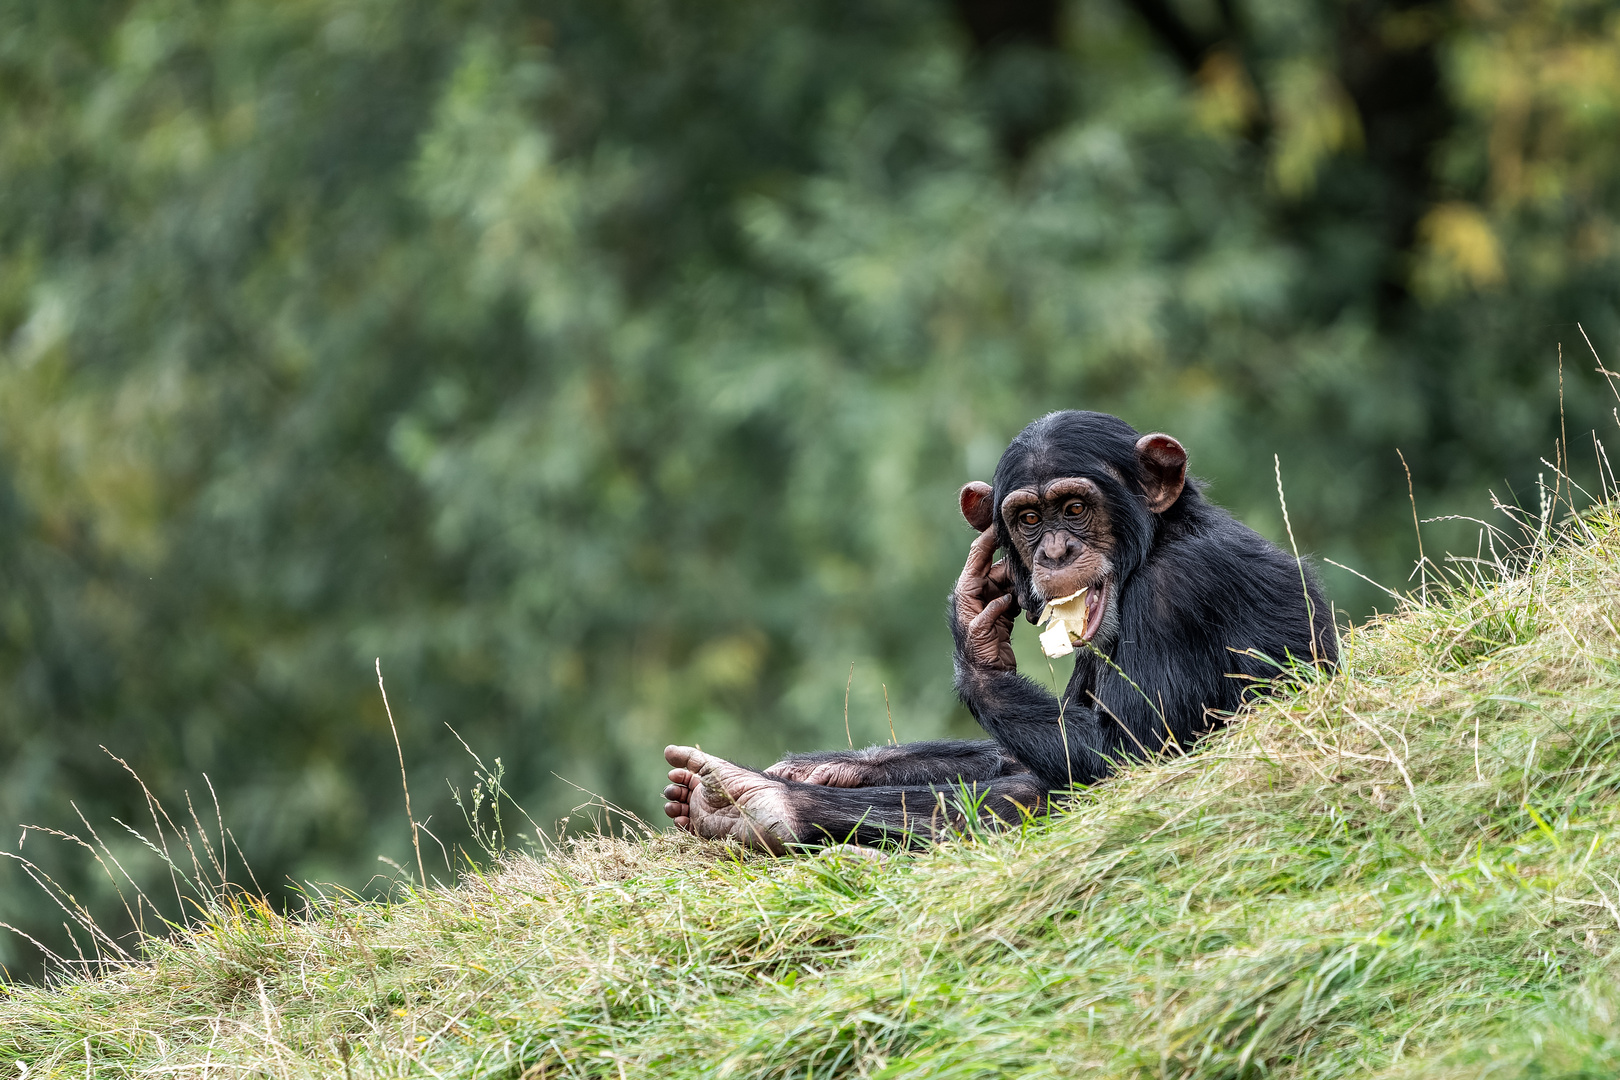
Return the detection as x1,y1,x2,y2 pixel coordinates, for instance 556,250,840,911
6,510,1620,1078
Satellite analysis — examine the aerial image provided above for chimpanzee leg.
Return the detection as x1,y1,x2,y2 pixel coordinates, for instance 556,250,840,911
664,744,1045,852
765,738,1029,788
784,774,1048,848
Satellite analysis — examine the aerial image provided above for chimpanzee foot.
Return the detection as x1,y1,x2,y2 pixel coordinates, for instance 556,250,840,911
663,745,800,854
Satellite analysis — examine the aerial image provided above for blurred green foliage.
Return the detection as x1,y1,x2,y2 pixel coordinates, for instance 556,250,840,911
0,0,1617,975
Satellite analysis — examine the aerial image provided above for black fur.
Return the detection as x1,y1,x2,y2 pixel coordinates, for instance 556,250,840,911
785,770,1049,847
955,410,1336,790
770,410,1335,846
771,739,1027,786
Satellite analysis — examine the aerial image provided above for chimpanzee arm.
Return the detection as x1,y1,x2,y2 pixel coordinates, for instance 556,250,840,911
949,532,1131,790
765,739,1028,787
951,662,1118,789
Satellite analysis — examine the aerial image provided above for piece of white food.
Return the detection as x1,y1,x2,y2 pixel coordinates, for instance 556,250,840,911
1037,589,1089,659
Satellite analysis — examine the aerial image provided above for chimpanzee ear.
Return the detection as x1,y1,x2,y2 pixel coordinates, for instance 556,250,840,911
1135,433,1187,513
959,482,994,530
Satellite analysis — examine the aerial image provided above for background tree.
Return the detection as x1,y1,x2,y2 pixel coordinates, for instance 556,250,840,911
0,0,1616,976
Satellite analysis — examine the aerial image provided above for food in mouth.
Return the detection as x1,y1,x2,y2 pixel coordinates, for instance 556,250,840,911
1037,586,1103,658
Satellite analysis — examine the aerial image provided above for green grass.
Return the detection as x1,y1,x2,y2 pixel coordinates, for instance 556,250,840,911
7,510,1620,1078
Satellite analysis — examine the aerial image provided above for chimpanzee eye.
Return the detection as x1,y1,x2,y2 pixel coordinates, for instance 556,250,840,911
1020,511,1040,526
1063,500,1084,517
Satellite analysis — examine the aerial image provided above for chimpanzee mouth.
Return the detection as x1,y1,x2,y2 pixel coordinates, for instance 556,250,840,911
1036,580,1109,658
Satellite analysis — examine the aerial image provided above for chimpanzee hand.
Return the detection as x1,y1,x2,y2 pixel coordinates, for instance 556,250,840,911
952,527,1019,670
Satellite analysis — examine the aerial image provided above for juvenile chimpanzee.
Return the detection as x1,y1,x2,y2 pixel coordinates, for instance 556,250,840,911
663,410,1335,851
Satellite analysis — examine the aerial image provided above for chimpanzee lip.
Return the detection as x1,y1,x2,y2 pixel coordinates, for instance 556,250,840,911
1037,579,1110,643
1079,580,1109,641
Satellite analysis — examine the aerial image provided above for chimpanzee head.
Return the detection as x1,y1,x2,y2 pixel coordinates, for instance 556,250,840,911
958,411,1189,639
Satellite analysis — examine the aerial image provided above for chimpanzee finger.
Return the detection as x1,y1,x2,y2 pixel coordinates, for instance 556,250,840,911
995,589,1019,627
983,557,1014,601
967,593,1016,657
973,592,1014,624
955,527,999,594
965,526,998,575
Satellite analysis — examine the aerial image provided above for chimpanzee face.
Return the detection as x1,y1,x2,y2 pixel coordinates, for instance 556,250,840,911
959,412,1188,641
997,478,1116,622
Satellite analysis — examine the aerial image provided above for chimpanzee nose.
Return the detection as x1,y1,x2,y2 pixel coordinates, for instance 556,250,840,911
1039,532,1075,563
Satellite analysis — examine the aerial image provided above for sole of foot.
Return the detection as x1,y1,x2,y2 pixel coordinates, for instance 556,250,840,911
663,744,799,854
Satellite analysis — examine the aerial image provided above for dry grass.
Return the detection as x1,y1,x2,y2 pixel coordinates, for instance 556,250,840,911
6,505,1620,1077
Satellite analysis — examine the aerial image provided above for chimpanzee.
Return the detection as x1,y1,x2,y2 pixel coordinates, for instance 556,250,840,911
663,410,1335,851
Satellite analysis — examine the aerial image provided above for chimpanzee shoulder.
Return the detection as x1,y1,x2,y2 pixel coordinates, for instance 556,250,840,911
1127,479,1336,677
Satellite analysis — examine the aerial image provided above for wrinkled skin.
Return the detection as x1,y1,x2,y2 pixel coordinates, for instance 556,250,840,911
953,527,1019,670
